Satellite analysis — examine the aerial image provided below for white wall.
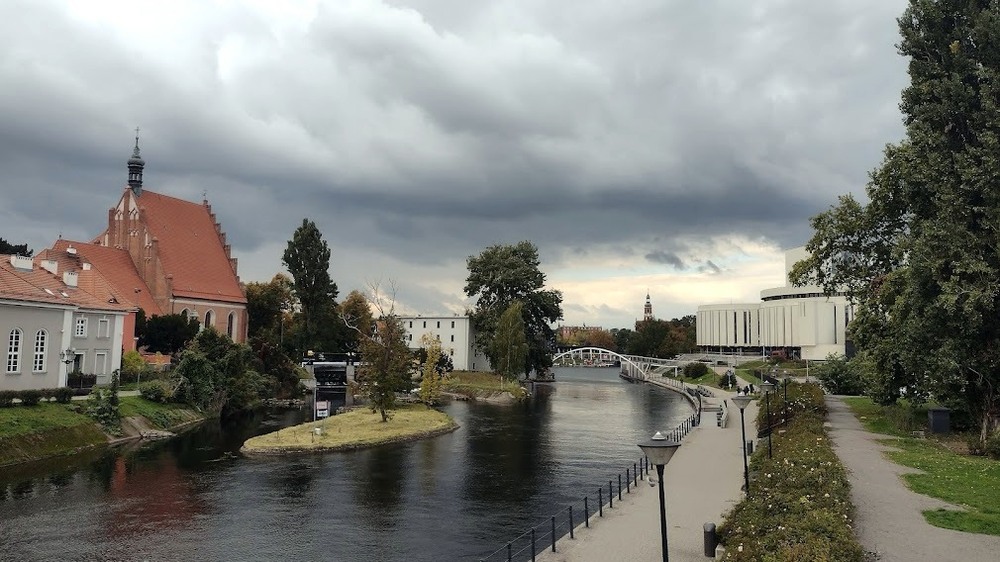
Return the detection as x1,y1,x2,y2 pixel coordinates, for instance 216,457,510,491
398,315,491,372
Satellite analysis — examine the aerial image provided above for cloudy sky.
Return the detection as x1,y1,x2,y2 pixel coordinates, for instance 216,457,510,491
0,0,911,329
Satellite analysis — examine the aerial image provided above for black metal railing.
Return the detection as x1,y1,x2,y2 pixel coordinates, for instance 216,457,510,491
478,413,698,562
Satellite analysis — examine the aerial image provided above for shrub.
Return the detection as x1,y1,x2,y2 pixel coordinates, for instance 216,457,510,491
54,387,74,404
683,362,710,378
812,354,865,395
39,388,56,402
138,379,175,403
67,373,98,389
985,433,1000,460
19,389,42,406
0,390,17,407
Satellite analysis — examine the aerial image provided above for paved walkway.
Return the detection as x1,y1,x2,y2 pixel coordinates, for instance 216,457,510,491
825,396,1000,561
536,387,757,562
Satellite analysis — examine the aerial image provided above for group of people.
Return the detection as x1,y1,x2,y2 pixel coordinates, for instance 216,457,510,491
736,383,755,396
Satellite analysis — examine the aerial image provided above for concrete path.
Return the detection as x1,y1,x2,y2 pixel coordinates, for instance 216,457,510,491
825,396,1000,561
536,389,757,562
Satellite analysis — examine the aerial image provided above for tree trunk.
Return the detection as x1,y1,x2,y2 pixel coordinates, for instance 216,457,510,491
380,407,388,422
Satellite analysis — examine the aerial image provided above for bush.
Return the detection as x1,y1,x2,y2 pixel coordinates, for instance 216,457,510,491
86,388,121,435
39,388,56,402
985,433,1000,460
54,387,74,404
19,389,42,406
813,354,865,395
0,390,16,407
138,379,175,404
683,362,710,378
67,373,98,389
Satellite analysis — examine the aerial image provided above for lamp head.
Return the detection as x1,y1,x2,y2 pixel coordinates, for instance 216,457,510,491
637,431,681,466
762,381,776,394
732,394,753,411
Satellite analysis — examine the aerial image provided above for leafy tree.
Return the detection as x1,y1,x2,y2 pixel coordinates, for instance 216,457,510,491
682,362,710,379
173,328,273,413
465,241,563,377
352,285,413,422
246,274,295,342
282,219,342,354
611,328,634,352
419,333,444,405
790,0,1000,444
491,301,528,380
813,354,866,396
139,313,199,355
339,289,374,353
0,238,32,256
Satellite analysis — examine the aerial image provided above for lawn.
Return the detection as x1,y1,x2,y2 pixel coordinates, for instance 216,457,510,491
843,396,1000,535
0,402,108,466
242,403,458,453
0,402,94,438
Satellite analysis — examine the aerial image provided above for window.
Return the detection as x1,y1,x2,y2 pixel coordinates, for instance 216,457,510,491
436,321,440,328
450,335,454,342
75,317,87,337
422,321,426,328
451,321,455,329
98,319,110,338
95,352,108,375
33,330,47,372
227,312,236,338
408,334,412,341
180,308,190,320
6,329,22,373
204,310,214,330
409,321,412,328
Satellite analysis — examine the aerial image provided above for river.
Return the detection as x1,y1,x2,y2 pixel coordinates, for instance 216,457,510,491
0,367,691,561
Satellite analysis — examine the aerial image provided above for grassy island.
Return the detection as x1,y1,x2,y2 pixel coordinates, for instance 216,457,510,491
240,404,459,455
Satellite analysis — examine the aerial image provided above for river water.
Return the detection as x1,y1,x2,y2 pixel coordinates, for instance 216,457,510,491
0,367,691,561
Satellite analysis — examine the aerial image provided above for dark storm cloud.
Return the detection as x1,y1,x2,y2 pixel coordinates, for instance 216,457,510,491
0,0,912,325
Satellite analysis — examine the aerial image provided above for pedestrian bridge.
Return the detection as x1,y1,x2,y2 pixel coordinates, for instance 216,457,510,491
552,347,682,380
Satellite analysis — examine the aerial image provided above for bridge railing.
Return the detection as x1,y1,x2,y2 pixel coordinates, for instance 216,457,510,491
477,413,699,562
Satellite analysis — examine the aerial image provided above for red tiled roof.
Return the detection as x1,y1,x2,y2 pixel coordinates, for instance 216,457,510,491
0,254,129,312
43,242,158,314
135,191,246,304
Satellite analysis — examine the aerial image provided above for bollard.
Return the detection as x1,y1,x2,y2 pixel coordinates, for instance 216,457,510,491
704,522,718,557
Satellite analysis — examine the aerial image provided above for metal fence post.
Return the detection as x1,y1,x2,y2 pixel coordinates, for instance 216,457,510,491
569,506,574,539
609,481,614,508
626,469,630,493
531,528,536,562
551,517,556,552
507,543,512,562
634,462,638,486
618,474,622,500
598,488,603,517
584,497,590,527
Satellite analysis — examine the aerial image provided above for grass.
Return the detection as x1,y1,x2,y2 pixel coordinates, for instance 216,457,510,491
0,402,94,438
119,396,203,429
441,370,528,400
843,395,1000,535
242,403,458,453
677,371,722,388
0,403,108,466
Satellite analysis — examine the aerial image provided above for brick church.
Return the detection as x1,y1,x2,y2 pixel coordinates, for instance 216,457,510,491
38,135,248,351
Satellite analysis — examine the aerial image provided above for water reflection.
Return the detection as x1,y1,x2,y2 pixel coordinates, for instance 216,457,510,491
0,368,693,562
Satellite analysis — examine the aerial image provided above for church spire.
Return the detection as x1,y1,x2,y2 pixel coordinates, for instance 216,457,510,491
127,127,145,196
643,291,653,321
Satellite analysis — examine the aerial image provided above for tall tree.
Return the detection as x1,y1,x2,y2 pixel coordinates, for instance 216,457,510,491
465,241,563,377
339,289,374,353
419,333,444,405
790,0,1000,444
490,301,528,380
351,284,413,422
245,274,296,342
282,219,341,353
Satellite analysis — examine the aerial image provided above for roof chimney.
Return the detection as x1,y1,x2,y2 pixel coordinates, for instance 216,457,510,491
40,259,58,274
63,271,78,287
66,245,77,255
9,255,32,270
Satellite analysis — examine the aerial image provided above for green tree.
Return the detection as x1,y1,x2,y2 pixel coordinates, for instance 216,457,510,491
282,219,341,354
465,241,563,377
139,313,200,355
419,333,444,405
173,328,273,413
0,238,32,256
352,286,413,422
245,274,295,342
813,354,866,396
491,301,528,380
790,0,1000,444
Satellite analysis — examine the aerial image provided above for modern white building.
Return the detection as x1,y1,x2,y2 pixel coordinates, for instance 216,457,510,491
696,247,851,361
397,315,491,372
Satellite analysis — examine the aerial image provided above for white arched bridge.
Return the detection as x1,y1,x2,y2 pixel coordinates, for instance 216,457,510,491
552,347,682,381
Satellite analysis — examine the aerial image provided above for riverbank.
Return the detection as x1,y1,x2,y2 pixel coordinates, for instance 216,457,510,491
442,370,527,402
240,403,458,455
0,396,205,467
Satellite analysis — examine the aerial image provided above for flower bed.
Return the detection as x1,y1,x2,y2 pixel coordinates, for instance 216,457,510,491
718,383,865,561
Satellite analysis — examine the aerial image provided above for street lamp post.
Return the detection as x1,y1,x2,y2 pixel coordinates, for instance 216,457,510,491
762,380,775,459
638,432,682,562
781,375,789,425
732,394,753,493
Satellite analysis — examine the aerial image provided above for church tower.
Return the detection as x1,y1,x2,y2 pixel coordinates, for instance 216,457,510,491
127,128,145,196
643,291,653,321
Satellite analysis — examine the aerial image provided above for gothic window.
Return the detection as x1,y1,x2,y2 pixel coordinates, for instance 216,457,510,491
204,310,215,331
227,312,236,338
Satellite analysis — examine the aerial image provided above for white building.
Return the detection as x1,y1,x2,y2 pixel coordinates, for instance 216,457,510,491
397,315,491,372
696,247,851,361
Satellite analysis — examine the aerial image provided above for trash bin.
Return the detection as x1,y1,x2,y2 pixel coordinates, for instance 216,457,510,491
928,408,950,434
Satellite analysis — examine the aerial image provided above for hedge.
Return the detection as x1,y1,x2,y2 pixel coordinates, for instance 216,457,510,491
0,387,77,407
718,382,865,562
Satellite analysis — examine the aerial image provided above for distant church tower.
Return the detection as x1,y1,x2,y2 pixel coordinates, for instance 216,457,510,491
643,291,653,321
127,128,145,196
